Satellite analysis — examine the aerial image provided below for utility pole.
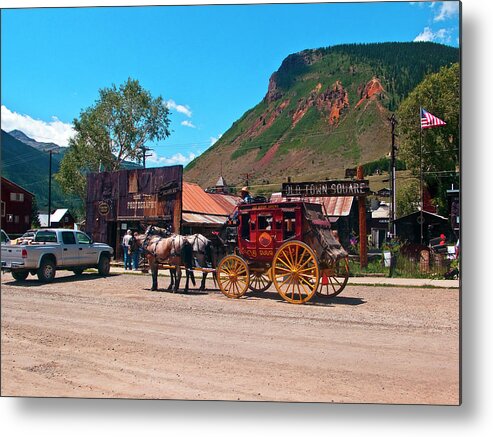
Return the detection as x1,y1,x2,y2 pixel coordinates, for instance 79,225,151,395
389,114,398,237
357,165,368,269
48,150,53,227
140,145,153,169
241,172,252,187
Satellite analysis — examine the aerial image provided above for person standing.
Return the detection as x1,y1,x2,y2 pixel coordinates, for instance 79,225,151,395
122,229,133,270
131,231,140,271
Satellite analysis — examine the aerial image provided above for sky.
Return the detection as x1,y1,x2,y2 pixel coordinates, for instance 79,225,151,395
1,1,460,168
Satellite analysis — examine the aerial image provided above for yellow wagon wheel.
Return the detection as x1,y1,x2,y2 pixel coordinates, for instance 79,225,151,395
317,256,350,298
216,255,250,299
272,241,320,304
248,269,272,292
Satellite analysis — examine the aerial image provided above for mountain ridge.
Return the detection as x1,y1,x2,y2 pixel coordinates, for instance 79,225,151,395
185,42,459,192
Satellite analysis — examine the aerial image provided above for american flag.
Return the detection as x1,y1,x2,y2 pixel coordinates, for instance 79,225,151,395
421,108,446,129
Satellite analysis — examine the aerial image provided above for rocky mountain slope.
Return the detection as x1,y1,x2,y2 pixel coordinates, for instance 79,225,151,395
185,42,459,192
9,129,66,154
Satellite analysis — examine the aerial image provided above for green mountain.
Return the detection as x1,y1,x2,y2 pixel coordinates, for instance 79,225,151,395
185,42,459,191
1,129,144,217
1,129,81,214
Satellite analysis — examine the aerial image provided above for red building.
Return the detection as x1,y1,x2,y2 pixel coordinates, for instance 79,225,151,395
1,177,34,236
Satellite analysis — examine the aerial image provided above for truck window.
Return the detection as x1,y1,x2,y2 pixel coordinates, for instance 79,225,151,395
61,231,76,245
76,232,91,244
35,231,58,243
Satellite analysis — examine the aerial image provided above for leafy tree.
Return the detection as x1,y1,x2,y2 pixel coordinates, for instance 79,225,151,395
55,78,171,202
396,179,420,217
397,63,459,215
31,197,41,228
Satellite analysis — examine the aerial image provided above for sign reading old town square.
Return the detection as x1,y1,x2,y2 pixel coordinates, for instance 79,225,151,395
282,180,370,197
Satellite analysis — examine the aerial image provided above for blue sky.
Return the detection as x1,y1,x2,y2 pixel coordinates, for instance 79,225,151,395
1,1,460,167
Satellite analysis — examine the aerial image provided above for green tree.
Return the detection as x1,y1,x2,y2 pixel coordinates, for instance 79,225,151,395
397,63,459,214
55,78,171,202
31,197,41,228
396,179,420,217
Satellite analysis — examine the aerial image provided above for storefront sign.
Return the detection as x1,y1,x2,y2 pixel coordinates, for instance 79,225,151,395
282,180,370,197
98,201,110,216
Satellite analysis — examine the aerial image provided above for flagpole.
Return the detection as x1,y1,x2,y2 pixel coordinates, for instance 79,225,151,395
420,107,424,245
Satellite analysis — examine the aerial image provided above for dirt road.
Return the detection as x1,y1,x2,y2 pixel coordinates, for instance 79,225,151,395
1,271,459,404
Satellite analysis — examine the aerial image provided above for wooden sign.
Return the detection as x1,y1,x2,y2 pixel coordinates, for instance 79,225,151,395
282,180,370,197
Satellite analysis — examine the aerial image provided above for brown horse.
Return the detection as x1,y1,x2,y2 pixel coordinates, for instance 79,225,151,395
144,226,215,291
135,230,195,292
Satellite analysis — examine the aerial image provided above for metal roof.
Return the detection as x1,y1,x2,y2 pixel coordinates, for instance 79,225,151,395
182,182,239,216
38,209,70,227
372,203,390,219
50,208,70,223
215,176,227,187
270,193,354,217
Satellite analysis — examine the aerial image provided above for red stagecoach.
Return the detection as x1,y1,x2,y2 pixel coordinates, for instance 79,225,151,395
216,200,349,304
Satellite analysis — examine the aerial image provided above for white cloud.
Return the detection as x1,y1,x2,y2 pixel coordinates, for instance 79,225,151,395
414,26,452,44
181,120,196,128
434,1,460,22
210,134,222,146
166,99,192,118
146,150,197,166
1,105,75,147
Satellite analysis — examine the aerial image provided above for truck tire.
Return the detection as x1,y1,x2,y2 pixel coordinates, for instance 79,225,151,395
37,258,56,282
98,254,110,276
12,271,29,281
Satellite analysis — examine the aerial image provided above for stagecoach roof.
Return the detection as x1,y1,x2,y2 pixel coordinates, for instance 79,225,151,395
269,193,354,217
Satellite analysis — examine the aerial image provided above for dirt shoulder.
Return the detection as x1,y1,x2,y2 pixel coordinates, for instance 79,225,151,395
1,271,459,404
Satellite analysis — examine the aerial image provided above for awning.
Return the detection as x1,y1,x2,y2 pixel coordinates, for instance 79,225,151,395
182,212,228,226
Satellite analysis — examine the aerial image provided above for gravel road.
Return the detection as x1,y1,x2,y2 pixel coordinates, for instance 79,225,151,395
1,271,459,404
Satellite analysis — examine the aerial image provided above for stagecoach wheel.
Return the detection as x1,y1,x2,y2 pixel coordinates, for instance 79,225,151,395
317,256,350,298
248,269,272,292
273,241,319,304
217,255,250,299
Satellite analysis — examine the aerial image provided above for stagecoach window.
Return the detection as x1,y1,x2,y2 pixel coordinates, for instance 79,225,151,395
241,214,250,240
258,215,272,230
283,211,296,240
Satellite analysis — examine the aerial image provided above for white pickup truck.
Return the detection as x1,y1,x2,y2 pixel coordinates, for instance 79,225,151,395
1,228,113,282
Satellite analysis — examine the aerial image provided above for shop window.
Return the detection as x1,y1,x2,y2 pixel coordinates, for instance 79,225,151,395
1,201,5,217
25,215,30,224
14,215,19,223
7,214,13,222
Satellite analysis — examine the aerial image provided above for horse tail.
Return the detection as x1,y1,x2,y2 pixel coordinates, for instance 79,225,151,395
182,240,196,286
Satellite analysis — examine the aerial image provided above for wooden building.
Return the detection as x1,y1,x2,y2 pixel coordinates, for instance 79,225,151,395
38,209,76,228
85,166,183,258
1,177,34,236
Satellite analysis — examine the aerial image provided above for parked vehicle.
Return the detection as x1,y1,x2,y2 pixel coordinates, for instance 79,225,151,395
1,228,113,282
1,229,10,245
10,229,36,245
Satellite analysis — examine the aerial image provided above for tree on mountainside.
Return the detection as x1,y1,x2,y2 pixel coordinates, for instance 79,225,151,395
397,63,460,215
55,78,171,203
